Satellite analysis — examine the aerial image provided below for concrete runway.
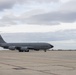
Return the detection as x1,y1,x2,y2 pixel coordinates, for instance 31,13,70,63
0,50,76,75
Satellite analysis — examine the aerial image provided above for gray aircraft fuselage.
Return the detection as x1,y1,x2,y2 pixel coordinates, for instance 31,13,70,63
0,35,54,52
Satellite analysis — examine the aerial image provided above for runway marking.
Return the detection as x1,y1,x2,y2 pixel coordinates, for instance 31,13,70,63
0,62,59,75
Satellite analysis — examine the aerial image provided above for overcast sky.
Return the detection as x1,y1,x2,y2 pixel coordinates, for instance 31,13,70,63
0,0,76,49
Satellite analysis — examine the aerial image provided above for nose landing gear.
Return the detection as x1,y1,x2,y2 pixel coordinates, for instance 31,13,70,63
44,50,46,52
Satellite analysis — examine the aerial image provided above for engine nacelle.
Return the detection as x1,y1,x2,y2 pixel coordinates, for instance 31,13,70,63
20,47,28,50
20,47,29,52
8,46,16,50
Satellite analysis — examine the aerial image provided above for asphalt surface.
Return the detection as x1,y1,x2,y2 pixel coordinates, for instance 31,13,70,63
0,50,76,75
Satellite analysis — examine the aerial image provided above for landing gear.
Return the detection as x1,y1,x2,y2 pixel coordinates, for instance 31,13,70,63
44,50,46,52
18,49,29,52
25,50,29,52
19,50,23,52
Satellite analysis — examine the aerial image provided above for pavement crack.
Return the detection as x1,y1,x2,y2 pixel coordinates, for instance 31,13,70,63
0,62,59,75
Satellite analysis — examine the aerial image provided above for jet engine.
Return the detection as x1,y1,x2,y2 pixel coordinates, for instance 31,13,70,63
20,47,29,52
8,46,16,50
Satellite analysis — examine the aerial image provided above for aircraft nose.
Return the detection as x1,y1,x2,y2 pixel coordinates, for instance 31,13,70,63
50,45,54,48
51,45,54,48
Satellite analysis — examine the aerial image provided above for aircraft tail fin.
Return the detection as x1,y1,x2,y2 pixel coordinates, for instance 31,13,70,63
0,35,6,43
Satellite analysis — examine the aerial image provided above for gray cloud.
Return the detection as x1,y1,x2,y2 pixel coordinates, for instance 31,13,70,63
0,0,59,11
22,12,76,25
0,0,15,11
21,0,76,25
1,11,76,26
2,29,76,42
0,0,59,26
60,0,76,12
0,0,76,26
0,14,19,26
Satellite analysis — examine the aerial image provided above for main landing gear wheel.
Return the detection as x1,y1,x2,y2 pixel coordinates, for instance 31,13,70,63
18,49,29,52
19,50,23,52
25,50,29,52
